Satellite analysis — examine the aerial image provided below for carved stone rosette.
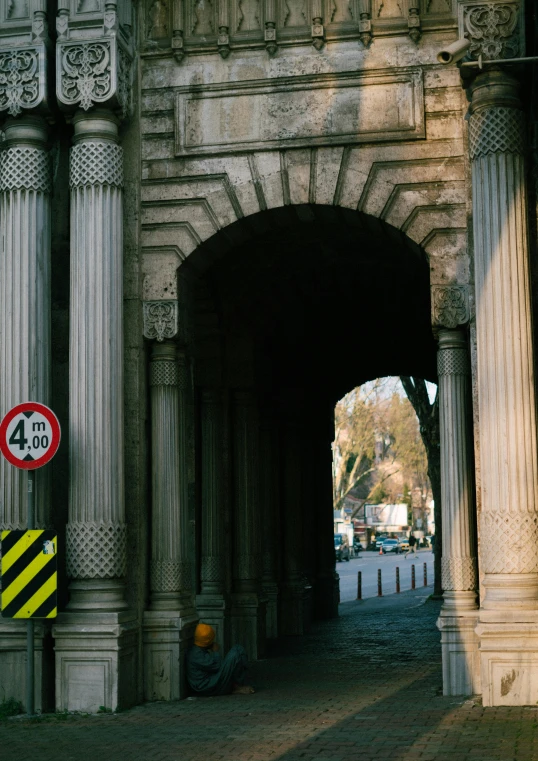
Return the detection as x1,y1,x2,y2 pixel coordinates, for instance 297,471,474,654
143,301,179,343
0,45,48,118
56,37,131,115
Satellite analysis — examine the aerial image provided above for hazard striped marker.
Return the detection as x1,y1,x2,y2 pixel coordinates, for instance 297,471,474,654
1,530,57,619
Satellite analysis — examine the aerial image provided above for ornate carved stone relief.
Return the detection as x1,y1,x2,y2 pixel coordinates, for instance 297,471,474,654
0,46,46,117
0,145,51,192
143,301,179,343
57,37,131,114
70,141,123,188
66,521,127,579
432,286,470,329
460,2,520,61
469,106,525,159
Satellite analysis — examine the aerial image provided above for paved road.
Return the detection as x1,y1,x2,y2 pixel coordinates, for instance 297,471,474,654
3,589,537,761
337,549,434,601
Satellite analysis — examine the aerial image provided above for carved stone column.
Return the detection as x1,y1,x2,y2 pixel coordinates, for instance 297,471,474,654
470,68,538,705
280,416,309,636
231,391,265,660
436,329,480,696
143,332,197,701
196,389,229,649
53,109,137,713
0,116,52,712
456,7,538,701
259,411,279,638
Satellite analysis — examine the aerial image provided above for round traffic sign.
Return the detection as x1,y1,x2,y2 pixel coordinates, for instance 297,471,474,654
0,402,61,470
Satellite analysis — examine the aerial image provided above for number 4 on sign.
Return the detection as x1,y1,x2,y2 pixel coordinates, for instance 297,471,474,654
0,403,61,471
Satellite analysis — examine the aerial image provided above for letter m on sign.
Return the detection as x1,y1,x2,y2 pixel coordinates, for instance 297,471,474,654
1,531,57,618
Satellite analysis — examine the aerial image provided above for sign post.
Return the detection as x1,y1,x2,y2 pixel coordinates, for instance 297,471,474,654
0,402,61,716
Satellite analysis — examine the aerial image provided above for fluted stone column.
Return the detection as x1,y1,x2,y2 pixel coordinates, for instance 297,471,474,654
469,71,538,706
0,116,52,712
196,389,229,648
280,419,309,636
259,413,279,638
53,109,137,713
436,330,480,696
143,339,197,701
231,391,265,659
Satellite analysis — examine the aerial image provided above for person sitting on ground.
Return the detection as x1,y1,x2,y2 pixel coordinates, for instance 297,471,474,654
186,622,255,696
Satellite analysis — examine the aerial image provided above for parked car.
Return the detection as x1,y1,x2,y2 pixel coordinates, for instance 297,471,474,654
375,535,389,550
398,537,410,551
381,539,401,554
334,533,350,561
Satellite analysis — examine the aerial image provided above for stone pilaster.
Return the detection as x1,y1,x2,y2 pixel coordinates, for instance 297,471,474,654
231,391,265,660
313,427,339,620
196,389,229,649
0,116,52,712
467,67,538,704
436,330,480,696
143,338,197,701
53,110,137,713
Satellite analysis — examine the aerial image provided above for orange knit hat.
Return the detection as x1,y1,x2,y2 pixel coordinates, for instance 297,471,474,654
194,622,215,648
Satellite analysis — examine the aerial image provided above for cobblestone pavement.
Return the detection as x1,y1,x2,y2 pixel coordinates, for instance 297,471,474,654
2,589,538,761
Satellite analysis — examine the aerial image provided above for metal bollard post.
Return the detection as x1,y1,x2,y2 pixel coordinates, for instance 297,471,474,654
357,571,362,600
423,562,428,587
377,568,382,597
411,564,416,590
396,566,400,593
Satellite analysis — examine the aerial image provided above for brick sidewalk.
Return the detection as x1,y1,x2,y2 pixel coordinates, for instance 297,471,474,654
2,590,538,761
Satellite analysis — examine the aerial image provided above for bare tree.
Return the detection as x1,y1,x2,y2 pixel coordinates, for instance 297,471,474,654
400,377,442,598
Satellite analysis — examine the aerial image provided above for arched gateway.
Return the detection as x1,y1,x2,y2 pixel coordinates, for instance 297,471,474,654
0,0,536,712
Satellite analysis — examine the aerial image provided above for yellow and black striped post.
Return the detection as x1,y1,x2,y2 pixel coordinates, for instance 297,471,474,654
1,530,58,619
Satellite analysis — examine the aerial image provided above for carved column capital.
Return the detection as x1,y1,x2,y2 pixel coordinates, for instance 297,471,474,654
56,36,132,117
143,301,179,343
149,341,179,386
458,1,522,62
432,286,470,330
0,45,49,119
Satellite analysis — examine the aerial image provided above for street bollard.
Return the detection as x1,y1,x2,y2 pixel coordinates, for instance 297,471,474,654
377,568,382,597
396,566,400,593
357,571,362,600
424,562,428,587
411,564,416,590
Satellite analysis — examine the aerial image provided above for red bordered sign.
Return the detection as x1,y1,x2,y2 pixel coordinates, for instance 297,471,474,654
0,403,61,470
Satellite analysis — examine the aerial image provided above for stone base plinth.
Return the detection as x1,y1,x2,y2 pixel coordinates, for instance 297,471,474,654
231,593,265,660
53,611,138,713
476,618,538,706
262,582,278,638
0,619,54,713
143,608,197,701
313,572,340,619
437,610,480,696
195,593,229,650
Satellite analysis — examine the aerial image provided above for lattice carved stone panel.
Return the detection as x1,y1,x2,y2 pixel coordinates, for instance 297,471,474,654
469,107,526,159
70,142,123,188
437,348,470,377
201,555,224,582
150,560,182,591
481,512,538,573
66,521,127,579
441,557,478,591
150,360,179,386
236,553,260,579
0,147,51,193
